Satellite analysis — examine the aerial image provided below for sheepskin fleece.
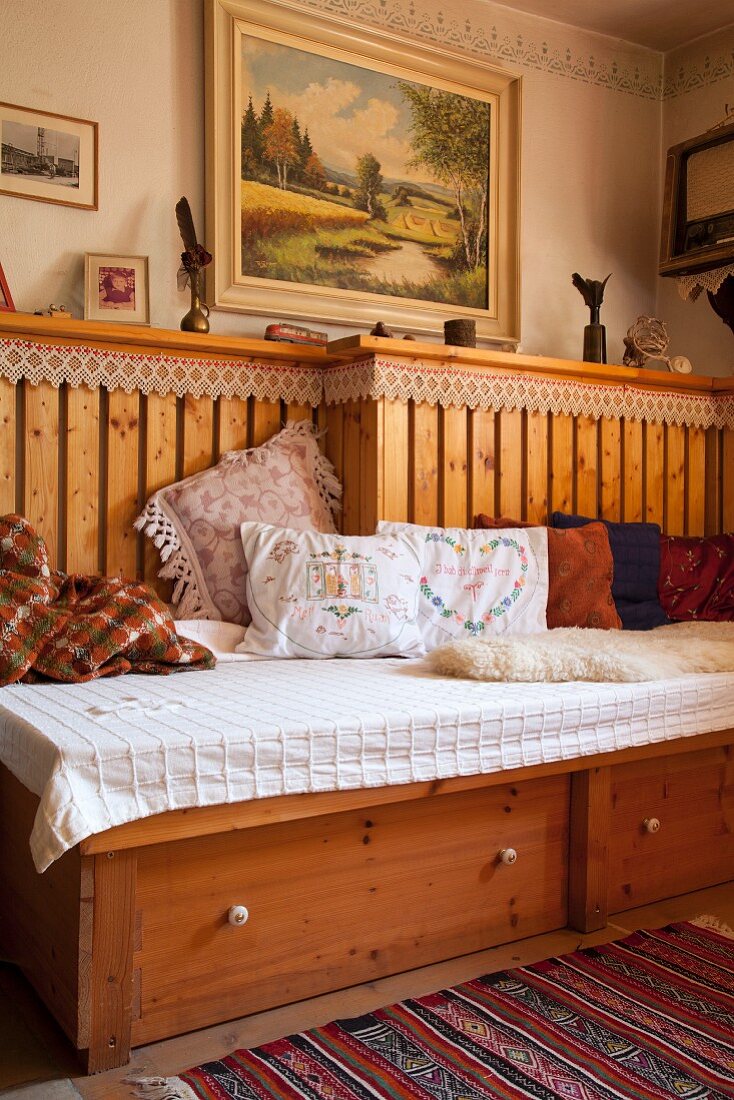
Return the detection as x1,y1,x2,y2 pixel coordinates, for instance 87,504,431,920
427,621,734,682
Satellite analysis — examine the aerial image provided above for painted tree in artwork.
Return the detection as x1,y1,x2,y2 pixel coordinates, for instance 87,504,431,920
303,151,327,190
263,107,300,188
241,96,262,179
354,153,385,219
398,83,490,270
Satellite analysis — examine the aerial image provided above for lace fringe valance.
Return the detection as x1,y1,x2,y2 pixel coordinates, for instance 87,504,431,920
2,338,732,430
0,338,324,406
322,356,734,430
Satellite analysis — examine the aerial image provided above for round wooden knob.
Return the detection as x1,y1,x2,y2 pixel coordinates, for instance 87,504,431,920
228,904,249,926
643,817,661,834
498,848,517,865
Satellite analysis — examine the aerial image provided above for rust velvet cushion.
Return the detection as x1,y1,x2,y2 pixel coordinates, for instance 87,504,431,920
474,515,621,629
659,533,734,621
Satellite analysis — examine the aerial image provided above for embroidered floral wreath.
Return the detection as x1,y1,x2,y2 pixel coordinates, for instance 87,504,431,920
419,534,529,635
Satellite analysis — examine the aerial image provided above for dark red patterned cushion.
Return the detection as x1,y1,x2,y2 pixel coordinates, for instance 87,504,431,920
659,533,734,621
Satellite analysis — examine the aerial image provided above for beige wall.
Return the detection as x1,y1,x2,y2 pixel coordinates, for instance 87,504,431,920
0,0,718,372
656,27,734,377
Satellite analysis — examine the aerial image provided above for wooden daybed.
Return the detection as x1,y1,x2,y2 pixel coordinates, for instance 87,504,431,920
0,315,732,1073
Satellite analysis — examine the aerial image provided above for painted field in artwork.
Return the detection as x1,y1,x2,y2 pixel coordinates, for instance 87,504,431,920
239,39,490,308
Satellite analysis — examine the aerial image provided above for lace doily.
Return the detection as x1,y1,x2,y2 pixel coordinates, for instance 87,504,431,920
0,338,323,405
678,264,734,302
322,356,734,430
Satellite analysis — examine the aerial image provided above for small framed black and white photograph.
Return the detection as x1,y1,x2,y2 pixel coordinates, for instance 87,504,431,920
0,101,98,210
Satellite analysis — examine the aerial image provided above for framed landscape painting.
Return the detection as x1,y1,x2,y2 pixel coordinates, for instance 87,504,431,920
207,0,520,342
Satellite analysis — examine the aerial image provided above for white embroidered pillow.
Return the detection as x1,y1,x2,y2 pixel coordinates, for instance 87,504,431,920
136,422,341,626
377,522,549,650
237,524,426,659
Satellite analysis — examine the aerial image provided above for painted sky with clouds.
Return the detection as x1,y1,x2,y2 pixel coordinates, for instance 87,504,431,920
241,38,446,187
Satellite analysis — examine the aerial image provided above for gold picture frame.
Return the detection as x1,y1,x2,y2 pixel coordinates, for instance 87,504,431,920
206,0,521,342
84,253,150,325
0,101,98,211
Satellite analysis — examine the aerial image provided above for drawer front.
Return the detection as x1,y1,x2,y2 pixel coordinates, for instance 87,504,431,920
608,745,734,913
133,775,569,1045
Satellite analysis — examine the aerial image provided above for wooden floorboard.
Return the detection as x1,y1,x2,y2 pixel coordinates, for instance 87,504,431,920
0,881,731,1099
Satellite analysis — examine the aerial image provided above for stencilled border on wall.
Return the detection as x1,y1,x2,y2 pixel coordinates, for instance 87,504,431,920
303,0,734,102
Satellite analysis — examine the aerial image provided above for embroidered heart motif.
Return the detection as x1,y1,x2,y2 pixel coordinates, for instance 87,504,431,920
418,532,531,637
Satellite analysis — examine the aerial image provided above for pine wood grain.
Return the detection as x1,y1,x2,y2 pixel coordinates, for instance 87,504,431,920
440,406,468,527
24,380,59,565
568,768,611,933
217,395,249,453
468,407,495,524
105,391,139,579
550,413,574,516
131,777,569,1046
575,415,598,517
599,417,621,521
410,402,439,525
686,426,706,536
251,399,281,447
645,421,665,526
665,423,686,534
382,398,409,522
341,400,361,535
142,392,177,590
87,850,137,1073
181,395,214,477
622,419,643,522
608,746,734,913
498,408,522,519
723,427,734,532
0,376,15,513
525,410,548,523
66,386,100,574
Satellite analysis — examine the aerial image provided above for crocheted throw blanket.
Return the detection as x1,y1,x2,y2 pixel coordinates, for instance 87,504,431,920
0,515,214,685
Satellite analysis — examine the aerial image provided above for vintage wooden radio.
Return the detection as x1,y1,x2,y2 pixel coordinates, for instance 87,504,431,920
660,118,734,277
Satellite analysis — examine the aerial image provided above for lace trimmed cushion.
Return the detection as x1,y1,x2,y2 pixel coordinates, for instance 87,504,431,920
236,524,426,659
136,421,341,625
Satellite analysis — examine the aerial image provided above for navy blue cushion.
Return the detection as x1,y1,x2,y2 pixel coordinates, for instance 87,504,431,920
551,513,668,630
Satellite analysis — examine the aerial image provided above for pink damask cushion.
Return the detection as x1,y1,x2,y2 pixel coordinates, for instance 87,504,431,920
136,421,341,625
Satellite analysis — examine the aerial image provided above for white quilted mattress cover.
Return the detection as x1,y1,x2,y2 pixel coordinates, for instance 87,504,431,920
1,657,733,872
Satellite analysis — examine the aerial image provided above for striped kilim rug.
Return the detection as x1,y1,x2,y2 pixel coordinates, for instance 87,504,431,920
135,920,734,1100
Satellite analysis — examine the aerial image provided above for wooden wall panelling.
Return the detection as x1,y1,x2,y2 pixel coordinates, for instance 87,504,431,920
217,396,250,454
723,428,734,533
622,419,643,522
549,413,574,516
410,402,439,526
686,426,706,536
599,417,621,521
0,376,16,513
106,391,140,579
381,398,409,522
24,380,59,565
644,421,665,526
285,401,313,425
341,400,361,535
575,415,598,517
440,406,468,527
182,395,214,477
704,427,722,535
525,410,548,524
665,423,686,535
250,399,282,447
468,408,495,524
143,392,178,589
358,399,381,534
66,385,100,574
497,408,523,519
